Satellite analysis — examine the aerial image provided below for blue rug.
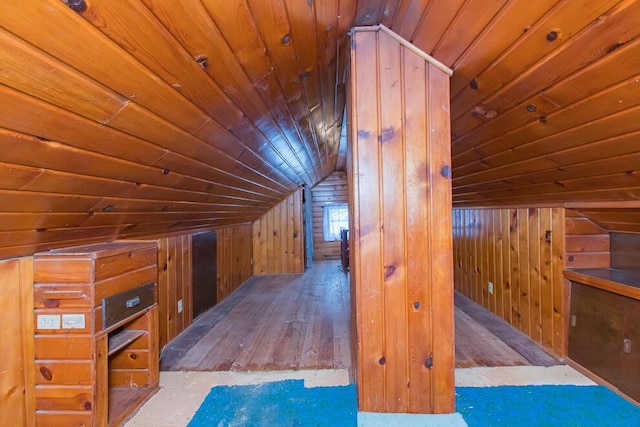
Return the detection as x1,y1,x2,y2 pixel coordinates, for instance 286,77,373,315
188,379,357,426
457,385,640,427
189,381,640,426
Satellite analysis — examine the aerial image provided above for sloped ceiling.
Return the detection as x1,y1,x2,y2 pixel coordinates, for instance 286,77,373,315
0,0,639,256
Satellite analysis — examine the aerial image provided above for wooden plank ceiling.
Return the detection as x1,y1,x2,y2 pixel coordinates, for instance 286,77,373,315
1,0,640,256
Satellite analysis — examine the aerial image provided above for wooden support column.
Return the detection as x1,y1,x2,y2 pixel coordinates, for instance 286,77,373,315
347,25,455,413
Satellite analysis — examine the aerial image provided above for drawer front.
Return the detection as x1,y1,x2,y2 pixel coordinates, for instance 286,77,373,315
102,282,155,329
95,247,157,282
94,265,157,305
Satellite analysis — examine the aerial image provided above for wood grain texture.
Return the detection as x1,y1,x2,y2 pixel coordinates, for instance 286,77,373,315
161,260,350,372
311,172,348,260
0,258,35,427
455,292,560,368
32,241,159,426
348,27,454,413
565,210,611,269
156,235,193,350
252,188,304,274
0,0,358,258
453,208,567,356
216,224,253,303
0,0,639,259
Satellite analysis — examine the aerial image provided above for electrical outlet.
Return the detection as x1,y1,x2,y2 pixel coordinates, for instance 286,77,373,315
62,314,85,329
37,314,61,330
488,281,494,295
177,299,183,314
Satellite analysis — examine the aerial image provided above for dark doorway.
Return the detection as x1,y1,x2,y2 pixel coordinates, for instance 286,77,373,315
192,231,217,319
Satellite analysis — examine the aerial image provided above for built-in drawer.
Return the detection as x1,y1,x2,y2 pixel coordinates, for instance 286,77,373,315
102,282,155,329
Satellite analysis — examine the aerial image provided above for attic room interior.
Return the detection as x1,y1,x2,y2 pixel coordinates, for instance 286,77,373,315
2,0,640,425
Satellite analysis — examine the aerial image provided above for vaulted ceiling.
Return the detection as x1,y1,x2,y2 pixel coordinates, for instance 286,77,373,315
1,0,639,256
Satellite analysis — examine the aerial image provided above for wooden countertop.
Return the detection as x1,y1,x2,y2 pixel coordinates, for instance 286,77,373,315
563,268,640,300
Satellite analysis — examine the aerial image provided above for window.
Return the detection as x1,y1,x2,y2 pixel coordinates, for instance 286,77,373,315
323,203,349,241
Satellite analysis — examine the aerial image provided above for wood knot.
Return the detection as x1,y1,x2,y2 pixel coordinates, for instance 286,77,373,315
65,0,87,12
44,299,60,308
440,165,452,179
39,367,53,381
195,55,208,69
357,129,371,139
84,401,92,410
424,356,433,369
378,357,386,365
378,127,395,143
383,265,396,280
469,78,478,90
546,30,559,42
471,105,497,120
413,301,420,309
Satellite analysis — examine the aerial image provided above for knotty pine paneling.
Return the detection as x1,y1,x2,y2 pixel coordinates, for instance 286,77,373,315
565,210,610,269
453,208,566,356
252,188,304,274
348,27,454,413
217,224,253,302
311,172,348,260
0,0,361,260
378,0,640,207
573,207,640,234
157,235,193,350
1,1,640,260
0,257,35,427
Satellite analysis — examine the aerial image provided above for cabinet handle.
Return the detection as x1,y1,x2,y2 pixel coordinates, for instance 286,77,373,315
623,338,632,354
126,296,141,308
570,314,577,327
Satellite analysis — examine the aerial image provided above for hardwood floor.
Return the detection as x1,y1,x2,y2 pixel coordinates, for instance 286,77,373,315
455,292,560,368
160,260,351,371
160,260,559,372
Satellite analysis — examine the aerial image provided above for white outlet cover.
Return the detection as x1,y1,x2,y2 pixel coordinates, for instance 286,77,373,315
177,299,183,314
488,281,494,295
37,314,61,330
62,314,86,329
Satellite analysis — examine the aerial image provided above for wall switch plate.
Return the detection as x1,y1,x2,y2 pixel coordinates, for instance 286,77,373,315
37,314,61,330
177,299,183,314
488,281,494,295
62,314,85,329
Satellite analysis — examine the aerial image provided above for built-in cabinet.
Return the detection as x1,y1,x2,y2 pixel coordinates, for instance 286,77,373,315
33,242,159,426
567,270,640,403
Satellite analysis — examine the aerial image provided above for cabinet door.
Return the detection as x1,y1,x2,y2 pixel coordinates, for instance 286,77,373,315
569,282,623,383
620,299,640,401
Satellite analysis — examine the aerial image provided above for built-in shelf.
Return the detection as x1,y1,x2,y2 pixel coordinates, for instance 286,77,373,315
563,268,640,300
108,329,146,356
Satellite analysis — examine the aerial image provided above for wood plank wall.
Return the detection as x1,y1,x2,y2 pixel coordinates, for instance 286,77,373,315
452,208,566,356
217,224,253,302
252,188,304,274
0,258,35,427
348,27,454,414
311,172,348,260
565,210,610,269
156,235,193,350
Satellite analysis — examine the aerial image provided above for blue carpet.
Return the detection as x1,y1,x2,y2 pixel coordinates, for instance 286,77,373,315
456,385,640,427
190,381,640,426
188,379,357,426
